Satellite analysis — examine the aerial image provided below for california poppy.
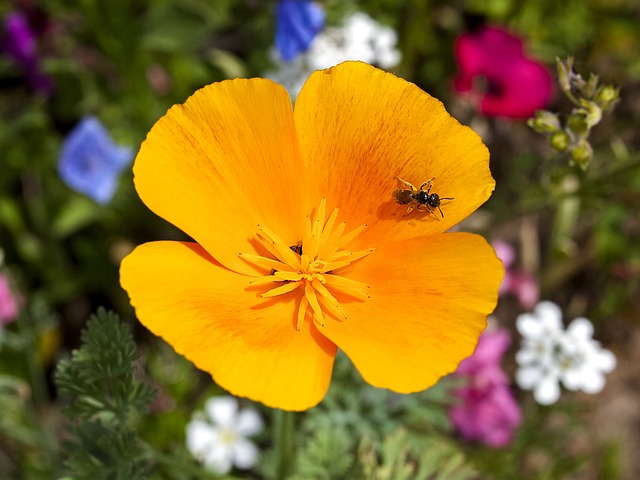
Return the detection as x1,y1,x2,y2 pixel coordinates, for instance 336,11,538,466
120,61,502,411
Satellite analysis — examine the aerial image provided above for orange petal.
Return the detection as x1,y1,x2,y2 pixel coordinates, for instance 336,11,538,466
120,241,337,411
317,232,502,393
294,61,493,248
134,78,306,276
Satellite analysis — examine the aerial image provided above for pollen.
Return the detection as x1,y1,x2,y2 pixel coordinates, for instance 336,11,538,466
239,198,374,331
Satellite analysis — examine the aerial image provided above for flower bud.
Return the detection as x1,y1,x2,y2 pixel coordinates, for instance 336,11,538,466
584,73,599,98
595,85,620,111
556,57,573,94
550,131,570,151
570,139,593,170
567,113,589,135
578,100,602,129
527,110,561,133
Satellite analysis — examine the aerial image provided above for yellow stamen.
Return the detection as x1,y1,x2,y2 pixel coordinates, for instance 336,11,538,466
324,274,371,300
238,252,287,271
305,281,325,326
257,226,300,266
240,198,373,331
262,281,302,298
312,281,348,320
297,295,309,331
273,271,304,282
317,222,346,259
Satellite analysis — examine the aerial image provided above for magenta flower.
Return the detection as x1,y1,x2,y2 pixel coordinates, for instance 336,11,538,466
0,11,53,94
453,26,552,119
0,273,20,326
493,240,539,309
450,329,521,447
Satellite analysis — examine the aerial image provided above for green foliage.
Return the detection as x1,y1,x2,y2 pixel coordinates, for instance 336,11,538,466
262,353,476,480
54,308,156,479
357,429,477,480
289,427,354,480
300,353,454,443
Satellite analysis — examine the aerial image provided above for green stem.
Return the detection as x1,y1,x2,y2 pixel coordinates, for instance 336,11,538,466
22,313,47,408
273,409,296,479
550,174,581,257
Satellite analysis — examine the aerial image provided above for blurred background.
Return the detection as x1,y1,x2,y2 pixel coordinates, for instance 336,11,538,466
1,0,639,478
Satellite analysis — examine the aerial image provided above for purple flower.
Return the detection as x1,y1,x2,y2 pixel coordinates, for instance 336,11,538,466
450,329,521,447
0,273,20,326
275,0,325,62
58,116,133,205
493,240,539,309
453,26,552,119
1,11,53,94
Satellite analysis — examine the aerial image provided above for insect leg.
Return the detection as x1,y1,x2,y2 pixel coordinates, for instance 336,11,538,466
397,177,418,192
419,178,435,192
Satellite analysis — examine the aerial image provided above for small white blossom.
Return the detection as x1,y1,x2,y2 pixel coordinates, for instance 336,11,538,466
186,396,264,474
267,12,401,97
515,301,616,405
559,317,617,394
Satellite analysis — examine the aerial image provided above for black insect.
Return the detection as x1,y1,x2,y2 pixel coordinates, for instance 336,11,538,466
393,177,454,218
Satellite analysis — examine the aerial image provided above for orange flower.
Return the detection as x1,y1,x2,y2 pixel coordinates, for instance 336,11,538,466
120,61,503,411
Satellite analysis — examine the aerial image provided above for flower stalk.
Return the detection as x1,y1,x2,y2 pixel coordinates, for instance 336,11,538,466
273,409,296,479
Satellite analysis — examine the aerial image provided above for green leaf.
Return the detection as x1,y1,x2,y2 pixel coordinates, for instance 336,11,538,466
54,308,156,479
205,48,247,79
52,196,102,238
290,427,354,480
357,429,478,480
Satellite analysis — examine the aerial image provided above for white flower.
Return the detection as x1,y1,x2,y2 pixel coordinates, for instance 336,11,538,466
266,12,401,97
559,317,616,394
186,396,264,474
515,301,616,405
515,301,564,404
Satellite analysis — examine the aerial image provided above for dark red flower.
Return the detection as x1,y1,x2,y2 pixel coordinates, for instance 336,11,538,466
453,26,552,119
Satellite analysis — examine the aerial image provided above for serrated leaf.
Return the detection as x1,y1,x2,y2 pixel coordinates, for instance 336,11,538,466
54,308,156,479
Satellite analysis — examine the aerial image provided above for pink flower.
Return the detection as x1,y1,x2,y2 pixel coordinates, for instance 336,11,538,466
450,329,521,447
0,273,19,326
453,26,552,119
493,240,539,309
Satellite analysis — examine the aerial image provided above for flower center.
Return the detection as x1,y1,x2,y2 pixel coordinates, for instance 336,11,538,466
219,428,237,446
239,198,373,331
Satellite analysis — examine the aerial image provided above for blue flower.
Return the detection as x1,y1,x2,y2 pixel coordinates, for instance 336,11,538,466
275,0,325,62
58,116,133,204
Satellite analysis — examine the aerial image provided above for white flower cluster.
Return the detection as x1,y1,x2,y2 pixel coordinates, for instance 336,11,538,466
515,301,616,405
268,12,401,97
185,396,263,474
